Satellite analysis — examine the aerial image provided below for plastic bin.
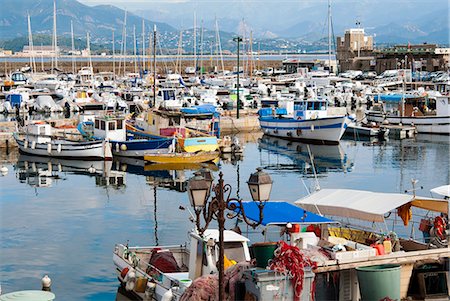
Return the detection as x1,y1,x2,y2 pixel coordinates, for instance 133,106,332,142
356,264,401,301
251,242,278,268
243,268,315,301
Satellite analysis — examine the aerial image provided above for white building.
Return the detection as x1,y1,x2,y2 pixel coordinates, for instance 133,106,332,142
22,45,59,57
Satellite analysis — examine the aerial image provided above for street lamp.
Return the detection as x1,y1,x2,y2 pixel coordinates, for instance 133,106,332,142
187,168,273,301
233,36,243,119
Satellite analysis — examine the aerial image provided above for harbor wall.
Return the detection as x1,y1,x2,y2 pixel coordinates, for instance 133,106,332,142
0,60,281,76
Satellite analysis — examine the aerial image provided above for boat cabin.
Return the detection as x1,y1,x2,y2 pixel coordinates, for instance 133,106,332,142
188,229,251,280
93,115,126,141
25,123,52,144
136,109,218,138
293,99,328,120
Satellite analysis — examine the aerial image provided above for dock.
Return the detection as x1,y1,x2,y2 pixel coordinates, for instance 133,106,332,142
380,124,417,139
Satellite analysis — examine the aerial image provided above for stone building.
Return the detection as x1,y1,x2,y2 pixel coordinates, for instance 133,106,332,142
374,44,450,73
336,28,376,72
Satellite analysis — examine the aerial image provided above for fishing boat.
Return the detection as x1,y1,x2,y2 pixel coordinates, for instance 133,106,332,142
133,106,220,153
144,151,219,164
113,201,332,301
14,123,111,160
79,115,173,158
259,98,350,144
295,188,450,300
366,94,450,135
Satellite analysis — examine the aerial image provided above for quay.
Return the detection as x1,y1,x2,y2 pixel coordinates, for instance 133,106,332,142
381,124,417,139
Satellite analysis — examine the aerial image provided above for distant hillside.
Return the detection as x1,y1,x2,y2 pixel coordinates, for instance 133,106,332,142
0,0,175,40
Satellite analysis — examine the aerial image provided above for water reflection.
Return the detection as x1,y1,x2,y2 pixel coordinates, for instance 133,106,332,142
15,154,126,189
258,135,353,175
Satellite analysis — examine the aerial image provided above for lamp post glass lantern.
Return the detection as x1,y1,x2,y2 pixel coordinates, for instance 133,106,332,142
187,172,210,208
187,168,273,301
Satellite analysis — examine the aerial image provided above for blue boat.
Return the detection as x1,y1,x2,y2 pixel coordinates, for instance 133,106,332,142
79,115,173,158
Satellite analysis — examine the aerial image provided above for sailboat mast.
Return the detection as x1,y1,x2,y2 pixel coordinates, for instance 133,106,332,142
87,31,93,87
53,0,58,70
328,0,332,73
27,12,36,74
121,10,127,76
71,20,76,74
193,12,197,76
176,30,183,74
142,19,145,72
249,30,253,79
200,19,204,76
112,29,115,75
215,18,224,74
52,0,58,72
133,25,137,74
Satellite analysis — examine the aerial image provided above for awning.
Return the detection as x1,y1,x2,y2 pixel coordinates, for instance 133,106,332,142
431,185,450,198
230,201,335,226
295,189,448,223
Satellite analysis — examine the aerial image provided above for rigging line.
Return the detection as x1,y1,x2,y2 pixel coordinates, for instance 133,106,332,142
156,32,170,73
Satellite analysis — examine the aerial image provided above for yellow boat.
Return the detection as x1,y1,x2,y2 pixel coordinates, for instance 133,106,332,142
144,162,219,171
144,151,220,164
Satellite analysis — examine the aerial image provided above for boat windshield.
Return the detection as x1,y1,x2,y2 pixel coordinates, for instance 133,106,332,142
223,241,246,263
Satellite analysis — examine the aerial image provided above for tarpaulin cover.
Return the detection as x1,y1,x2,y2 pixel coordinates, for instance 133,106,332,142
230,201,334,226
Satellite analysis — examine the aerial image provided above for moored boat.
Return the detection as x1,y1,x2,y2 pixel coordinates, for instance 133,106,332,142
259,99,350,144
144,151,219,164
14,123,111,160
366,95,450,135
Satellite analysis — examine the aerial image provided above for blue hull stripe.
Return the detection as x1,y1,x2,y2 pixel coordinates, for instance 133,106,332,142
260,123,345,130
259,116,346,123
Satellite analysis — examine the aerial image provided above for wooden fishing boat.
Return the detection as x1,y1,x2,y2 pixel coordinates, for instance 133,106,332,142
144,151,219,164
144,162,219,171
14,123,111,160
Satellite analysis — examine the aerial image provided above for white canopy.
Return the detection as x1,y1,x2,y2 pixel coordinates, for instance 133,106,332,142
431,185,450,198
295,189,448,222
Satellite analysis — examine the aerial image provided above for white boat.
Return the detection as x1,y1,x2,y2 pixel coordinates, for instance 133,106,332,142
366,95,450,135
14,123,112,160
33,74,60,91
259,99,350,144
346,121,389,138
113,229,251,301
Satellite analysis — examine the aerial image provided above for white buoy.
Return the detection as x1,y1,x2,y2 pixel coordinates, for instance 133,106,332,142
0,166,8,176
42,275,52,289
88,166,96,174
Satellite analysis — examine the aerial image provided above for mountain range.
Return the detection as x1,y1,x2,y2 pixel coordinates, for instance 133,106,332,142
0,0,448,51
0,0,174,40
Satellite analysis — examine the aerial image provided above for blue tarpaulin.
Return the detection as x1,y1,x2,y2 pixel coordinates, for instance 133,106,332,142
230,201,335,226
374,94,418,102
181,104,220,117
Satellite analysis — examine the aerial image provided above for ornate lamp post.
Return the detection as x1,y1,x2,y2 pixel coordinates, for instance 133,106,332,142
233,36,243,119
187,168,273,301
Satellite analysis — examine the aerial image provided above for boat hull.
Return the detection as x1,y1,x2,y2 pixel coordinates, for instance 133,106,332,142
111,139,172,158
366,112,450,135
178,136,219,152
144,151,219,164
259,116,350,144
14,134,109,160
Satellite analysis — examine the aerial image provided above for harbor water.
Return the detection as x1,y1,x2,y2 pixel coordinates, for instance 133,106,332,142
0,133,449,300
